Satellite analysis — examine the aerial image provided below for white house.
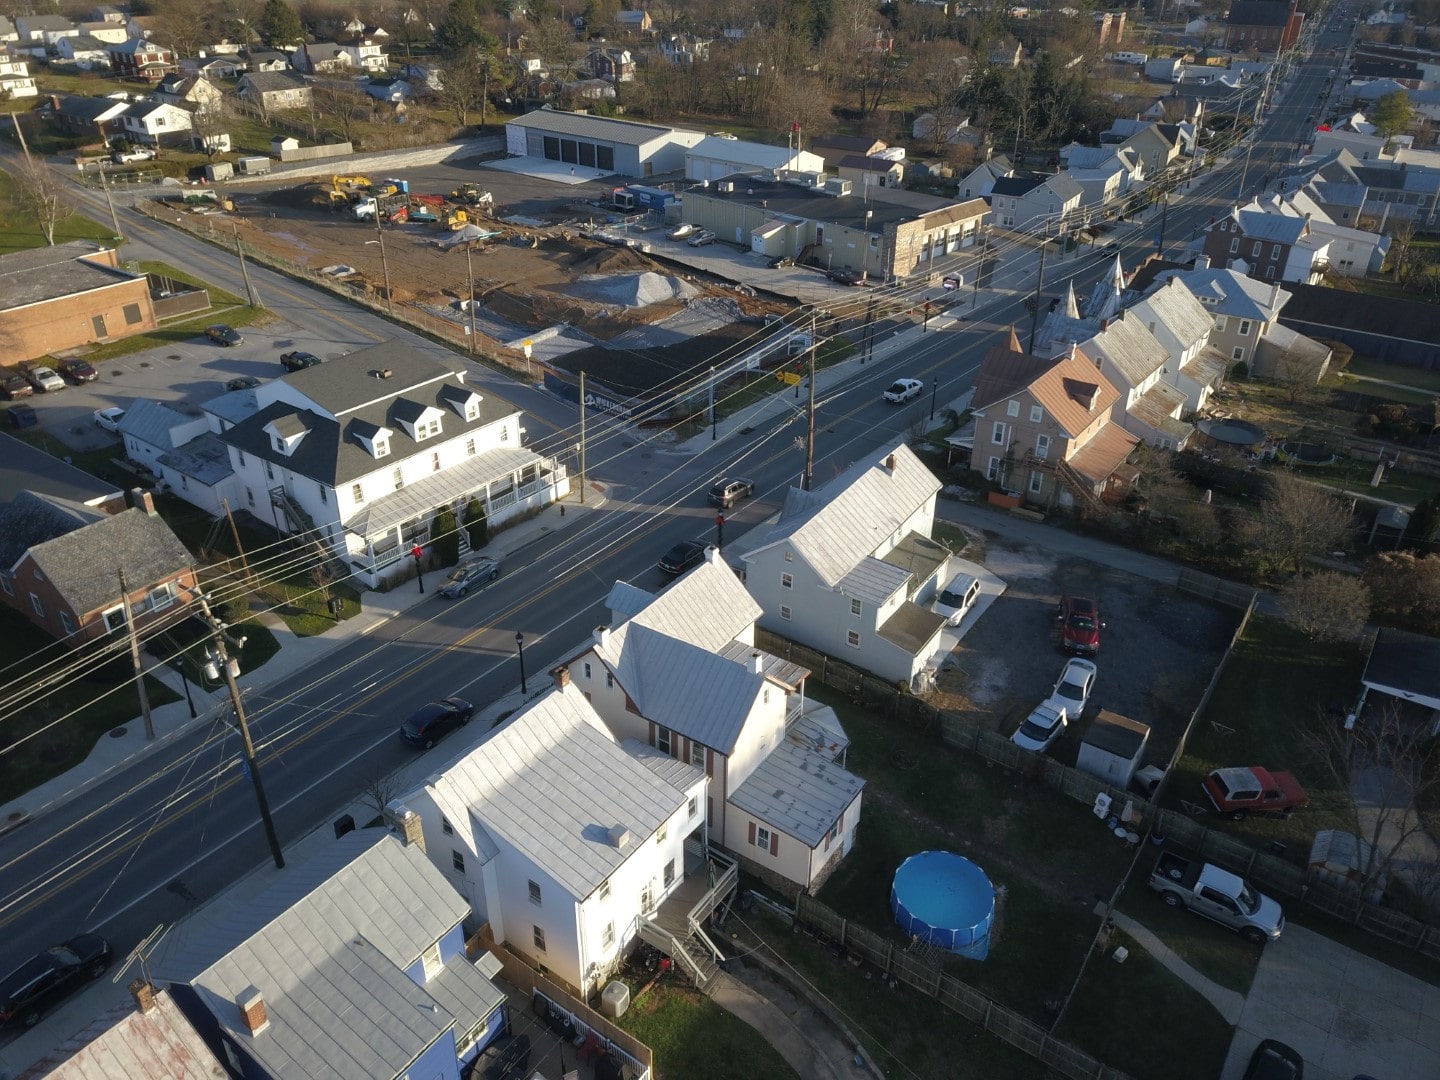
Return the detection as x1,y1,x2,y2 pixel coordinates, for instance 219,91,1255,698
118,99,193,146
684,136,825,183
397,680,714,997
153,73,224,116
209,341,567,587
56,34,113,67
0,55,37,97
1123,275,1224,414
15,15,76,46
741,443,954,689
75,19,129,43
341,38,388,71
989,173,1084,232
118,400,209,473
568,548,865,899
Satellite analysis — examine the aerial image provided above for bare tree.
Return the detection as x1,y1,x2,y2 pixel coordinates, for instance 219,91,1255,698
148,0,218,62
8,157,70,247
1270,344,1325,405
1363,551,1440,636
310,84,371,145
1279,571,1370,643
434,46,491,126
1131,445,1192,525
1302,700,1440,912
1245,472,1353,574
359,766,403,823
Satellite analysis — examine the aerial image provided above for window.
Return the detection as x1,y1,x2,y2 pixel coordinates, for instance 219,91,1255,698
264,461,274,481
237,450,246,466
606,672,614,689
1214,315,1228,332
419,417,441,439
456,1017,490,1057
465,437,476,457
691,741,705,767
754,826,772,850
441,816,453,836
1006,400,1020,417
500,426,509,442
664,859,675,887
103,606,125,633
1232,346,1245,361
1271,244,1281,259
688,795,698,819
1229,238,1239,254
59,611,77,635
420,942,442,980
1035,434,1050,459
779,605,792,621
986,456,1000,481
1029,470,1044,495
352,483,364,504
992,421,1006,445
393,467,404,490
317,485,327,504
850,598,862,617
1030,405,1043,423
846,629,860,648
781,572,792,589
29,593,45,618
122,302,142,325
532,926,546,951
784,550,793,562
1251,241,1262,258
431,452,441,472
148,583,174,611
599,879,611,901
657,823,667,844
583,662,592,679
373,436,390,458
656,726,672,755
602,922,615,948
1264,265,1275,280
1238,320,1252,336
451,850,465,873
528,880,542,906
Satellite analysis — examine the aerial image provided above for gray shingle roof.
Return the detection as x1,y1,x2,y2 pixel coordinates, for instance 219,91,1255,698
0,432,120,510
239,70,308,93
0,491,105,570
0,241,139,311
728,739,864,846
507,107,682,145
149,831,496,1080
423,683,691,900
1153,267,1284,322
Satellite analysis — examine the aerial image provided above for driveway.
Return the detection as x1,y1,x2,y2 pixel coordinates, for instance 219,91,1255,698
1222,924,1440,1080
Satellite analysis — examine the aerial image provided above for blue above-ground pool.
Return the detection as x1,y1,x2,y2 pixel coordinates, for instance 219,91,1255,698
890,850,995,960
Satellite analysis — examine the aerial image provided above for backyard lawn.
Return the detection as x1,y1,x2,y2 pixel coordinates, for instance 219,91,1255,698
0,166,116,255
615,981,800,1080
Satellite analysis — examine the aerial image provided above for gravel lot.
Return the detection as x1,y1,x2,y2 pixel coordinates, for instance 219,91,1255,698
939,522,1240,768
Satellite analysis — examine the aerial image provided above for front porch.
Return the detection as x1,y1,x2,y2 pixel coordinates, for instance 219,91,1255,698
638,843,737,989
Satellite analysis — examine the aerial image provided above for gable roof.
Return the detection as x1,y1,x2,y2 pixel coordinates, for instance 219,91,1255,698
1131,277,1215,347
0,432,120,511
1028,347,1121,437
507,108,684,145
424,683,698,899
688,135,805,169
1154,266,1285,321
239,69,309,93
1081,312,1170,387
742,443,941,588
729,738,865,846
972,332,1062,409
21,987,226,1078
1232,205,1309,243
990,173,1045,197
809,133,886,155
837,153,904,172
0,490,105,569
608,548,761,652
149,831,498,1080
118,398,204,449
51,95,128,124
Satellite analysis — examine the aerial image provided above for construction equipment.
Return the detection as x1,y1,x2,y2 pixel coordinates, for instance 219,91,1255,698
332,175,372,190
450,184,494,211
438,208,470,230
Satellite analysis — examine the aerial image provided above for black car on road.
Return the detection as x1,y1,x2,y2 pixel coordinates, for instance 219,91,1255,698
0,934,113,1029
280,351,324,372
205,324,243,347
439,556,501,598
399,697,475,749
659,540,708,575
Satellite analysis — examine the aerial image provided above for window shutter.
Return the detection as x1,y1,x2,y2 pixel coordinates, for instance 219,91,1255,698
704,750,712,777
747,822,756,846
770,832,779,857
648,721,656,748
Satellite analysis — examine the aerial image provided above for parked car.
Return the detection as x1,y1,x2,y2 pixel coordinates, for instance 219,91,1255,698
0,934,113,1029
768,255,795,269
1045,657,1097,718
58,358,98,383
1058,594,1103,655
205,324,243,347
883,378,924,404
1011,702,1068,753
1244,1039,1304,1080
22,365,65,393
226,375,263,392
1,374,33,400
1148,851,1284,944
659,540,708,575
933,572,982,627
7,403,37,429
667,223,699,240
687,230,717,247
111,146,155,163
1202,766,1308,820
829,268,867,286
438,556,501,598
92,406,125,433
707,477,755,509
280,351,323,372
399,697,475,749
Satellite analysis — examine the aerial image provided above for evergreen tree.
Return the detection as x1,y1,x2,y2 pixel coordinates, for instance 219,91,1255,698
431,508,461,566
463,498,489,549
1405,490,1440,549
436,0,496,54
257,0,304,48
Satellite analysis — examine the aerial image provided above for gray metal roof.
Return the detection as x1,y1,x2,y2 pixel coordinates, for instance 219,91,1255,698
0,432,120,511
1131,279,1214,351
201,388,260,426
22,987,228,1079
157,432,236,487
423,683,690,899
688,174,967,232
1153,267,1283,322
1127,381,1189,430
149,831,492,1080
728,739,864,847
690,135,804,168
787,703,850,761
744,443,941,589
715,640,810,689
1084,313,1168,387
343,445,538,536
621,548,761,652
0,241,140,312
118,398,205,452
1234,208,1309,244
605,580,655,625
836,556,910,606
507,107,682,145
621,737,709,792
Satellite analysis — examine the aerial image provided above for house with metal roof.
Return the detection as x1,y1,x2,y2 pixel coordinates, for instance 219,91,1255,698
117,399,208,474
1076,304,1194,450
1202,203,1330,284
147,829,508,1080
739,443,954,688
0,242,158,361
566,548,864,904
201,341,566,588
990,172,1084,233
0,489,196,646
684,135,824,183
504,108,704,178
971,333,1140,512
396,679,710,997
1253,188,1389,276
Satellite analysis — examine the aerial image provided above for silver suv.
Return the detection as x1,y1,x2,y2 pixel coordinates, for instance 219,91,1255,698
708,477,755,508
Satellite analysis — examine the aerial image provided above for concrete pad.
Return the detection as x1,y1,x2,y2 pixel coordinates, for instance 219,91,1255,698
481,156,608,185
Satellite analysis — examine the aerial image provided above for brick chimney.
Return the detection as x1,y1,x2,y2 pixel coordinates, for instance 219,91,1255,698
594,625,610,649
128,978,156,1015
237,986,269,1036
552,665,571,690
130,488,157,515
384,802,426,853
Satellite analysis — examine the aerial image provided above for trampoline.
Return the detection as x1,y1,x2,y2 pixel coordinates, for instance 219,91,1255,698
1197,418,1266,449
890,851,995,960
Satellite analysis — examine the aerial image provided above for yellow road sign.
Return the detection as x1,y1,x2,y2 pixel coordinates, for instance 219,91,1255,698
776,370,802,386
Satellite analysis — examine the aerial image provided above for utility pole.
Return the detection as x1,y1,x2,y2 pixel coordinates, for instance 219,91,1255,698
1027,239,1048,355
231,222,260,309
11,112,32,163
373,212,393,315
1157,195,1169,255
709,366,717,441
578,371,587,505
221,499,253,585
803,310,817,492
972,229,989,308
98,166,123,242
862,294,876,363
465,244,477,356
198,593,284,869
117,569,155,741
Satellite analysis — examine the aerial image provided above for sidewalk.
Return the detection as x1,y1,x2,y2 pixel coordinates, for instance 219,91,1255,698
0,484,606,835
1104,909,1246,1024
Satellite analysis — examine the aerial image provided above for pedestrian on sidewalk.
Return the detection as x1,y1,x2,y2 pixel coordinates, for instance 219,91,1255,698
560,504,565,517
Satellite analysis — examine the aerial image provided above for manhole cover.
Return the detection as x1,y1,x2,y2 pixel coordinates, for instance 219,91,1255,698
109,726,128,738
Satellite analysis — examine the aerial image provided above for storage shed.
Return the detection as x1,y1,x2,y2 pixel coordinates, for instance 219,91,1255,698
1075,710,1150,788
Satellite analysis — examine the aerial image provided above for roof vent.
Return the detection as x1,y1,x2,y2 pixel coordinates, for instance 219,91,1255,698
608,824,631,848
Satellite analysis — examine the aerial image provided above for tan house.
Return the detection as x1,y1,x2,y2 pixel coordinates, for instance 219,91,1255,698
236,70,313,115
971,332,1139,510
0,243,157,360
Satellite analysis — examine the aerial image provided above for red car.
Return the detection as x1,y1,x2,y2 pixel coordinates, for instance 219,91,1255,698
1203,767,1309,820
1058,595,1102,655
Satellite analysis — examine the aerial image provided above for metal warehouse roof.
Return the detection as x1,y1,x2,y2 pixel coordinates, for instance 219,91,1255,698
507,107,689,145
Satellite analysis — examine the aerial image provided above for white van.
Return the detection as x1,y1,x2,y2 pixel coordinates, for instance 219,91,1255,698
1112,51,1148,65
933,572,982,626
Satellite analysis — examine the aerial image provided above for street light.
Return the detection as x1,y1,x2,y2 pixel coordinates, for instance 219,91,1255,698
364,234,393,315
930,378,939,421
515,632,528,695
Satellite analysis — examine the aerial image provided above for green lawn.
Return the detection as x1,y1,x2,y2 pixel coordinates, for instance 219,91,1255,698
1344,355,1440,394
0,166,118,255
1115,893,1263,995
615,981,800,1080
1056,930,1233,1080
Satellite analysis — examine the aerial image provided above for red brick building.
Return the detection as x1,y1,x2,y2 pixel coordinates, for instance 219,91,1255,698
1225,0,1305,52
0,242,158,361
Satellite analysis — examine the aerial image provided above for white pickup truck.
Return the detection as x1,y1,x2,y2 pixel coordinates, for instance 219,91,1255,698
1148,852,1284,944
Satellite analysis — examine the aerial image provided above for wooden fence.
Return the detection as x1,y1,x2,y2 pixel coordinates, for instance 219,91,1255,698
795,895,1135,1080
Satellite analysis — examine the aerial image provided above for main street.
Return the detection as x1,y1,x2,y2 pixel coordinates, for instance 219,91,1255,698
0,30,1346,990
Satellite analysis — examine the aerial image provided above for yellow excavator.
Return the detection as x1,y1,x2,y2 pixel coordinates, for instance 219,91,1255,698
332,175,372,190
438,208,470,230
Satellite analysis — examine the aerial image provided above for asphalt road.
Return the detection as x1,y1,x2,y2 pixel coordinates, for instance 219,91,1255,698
0,30,1350,996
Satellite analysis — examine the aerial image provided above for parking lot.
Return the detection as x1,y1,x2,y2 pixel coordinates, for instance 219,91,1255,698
941,520,1239,768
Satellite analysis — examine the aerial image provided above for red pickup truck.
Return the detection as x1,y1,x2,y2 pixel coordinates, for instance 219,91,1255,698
1202,767,1308,820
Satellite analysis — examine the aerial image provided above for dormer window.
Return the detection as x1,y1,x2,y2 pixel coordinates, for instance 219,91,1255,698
373,435,391,457
417,417,440,440
263,416,309,457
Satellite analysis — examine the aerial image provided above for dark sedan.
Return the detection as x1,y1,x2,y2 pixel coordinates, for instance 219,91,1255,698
439,556,501,598
1,374,33,400
0,933,112,1029
829,268,868,286
226,375,263,392
659,540,708,575
58,358,99,383
399,697,475,749
205,324,243,347
280,351,324,372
